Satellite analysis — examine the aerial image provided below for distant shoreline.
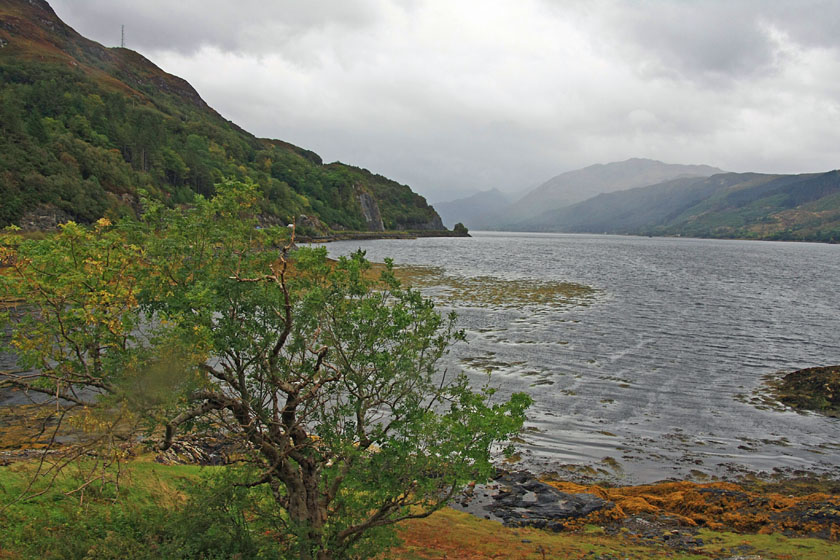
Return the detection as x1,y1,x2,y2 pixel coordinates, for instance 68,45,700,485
466,229,839,244
297,229,470,243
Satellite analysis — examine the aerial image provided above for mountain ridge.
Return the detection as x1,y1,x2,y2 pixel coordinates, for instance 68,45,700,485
518,170,840,242
433,188,511,229
472,158,724,230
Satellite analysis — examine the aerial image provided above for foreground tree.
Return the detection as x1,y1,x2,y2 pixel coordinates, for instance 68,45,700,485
0,217,147,494
1,182,531,559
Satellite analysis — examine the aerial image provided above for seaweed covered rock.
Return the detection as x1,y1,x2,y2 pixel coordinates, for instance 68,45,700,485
771,366,840,417
489,472,611,531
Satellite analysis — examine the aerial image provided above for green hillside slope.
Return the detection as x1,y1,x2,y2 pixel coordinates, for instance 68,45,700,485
522,171,840,243
486,158,724,230
0,0,444,233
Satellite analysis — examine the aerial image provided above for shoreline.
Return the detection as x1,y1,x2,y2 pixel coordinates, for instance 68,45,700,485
1,406,838,548
296,229,470,243
450,467,840,542
467,229,840,244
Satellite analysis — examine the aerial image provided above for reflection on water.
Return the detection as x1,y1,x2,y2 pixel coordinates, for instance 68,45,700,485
320,232,840,482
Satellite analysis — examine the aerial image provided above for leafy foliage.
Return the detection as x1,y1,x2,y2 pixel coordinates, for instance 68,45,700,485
1,181,530,560
4,462,838,560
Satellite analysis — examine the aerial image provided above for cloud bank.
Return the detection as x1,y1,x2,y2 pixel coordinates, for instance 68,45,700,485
51,0,840,201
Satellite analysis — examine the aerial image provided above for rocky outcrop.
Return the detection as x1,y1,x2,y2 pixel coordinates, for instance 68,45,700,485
17,205,73,231
769,365,840,418
456,471,612,531
295,214,329,236
488,472,611,530
356,188,384,232
396,213,445,231
154,436,234,466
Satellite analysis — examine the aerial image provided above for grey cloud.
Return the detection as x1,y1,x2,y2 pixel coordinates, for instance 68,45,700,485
51,0,384,55
579,1,840,85
46,1,840,201
758,0,840,50
597,3,781,84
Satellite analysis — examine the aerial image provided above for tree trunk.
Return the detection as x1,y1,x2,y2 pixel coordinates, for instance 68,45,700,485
284,464,331,560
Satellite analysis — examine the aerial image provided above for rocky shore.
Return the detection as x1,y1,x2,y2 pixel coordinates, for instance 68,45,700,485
454,469,840,545
456,471,610,530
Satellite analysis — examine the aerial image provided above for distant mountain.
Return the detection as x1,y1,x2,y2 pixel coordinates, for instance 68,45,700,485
519,170,840,243
0,0,445,233
486,158,723,229
434,189,512,229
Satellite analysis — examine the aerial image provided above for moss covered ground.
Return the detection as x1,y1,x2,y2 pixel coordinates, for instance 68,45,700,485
393,507,840,559
1,454,839,559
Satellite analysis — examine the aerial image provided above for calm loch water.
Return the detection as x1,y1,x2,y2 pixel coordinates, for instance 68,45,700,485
321,232,840,483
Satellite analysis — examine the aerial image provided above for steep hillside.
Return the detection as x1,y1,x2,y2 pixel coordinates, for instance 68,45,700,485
521,170,840,242
0,0,444,233
485,158,722,229
434,188,511,228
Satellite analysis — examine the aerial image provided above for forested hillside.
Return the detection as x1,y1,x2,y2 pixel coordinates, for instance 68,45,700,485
0,0,444,233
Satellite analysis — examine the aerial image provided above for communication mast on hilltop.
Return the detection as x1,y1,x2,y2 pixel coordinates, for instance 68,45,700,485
121,24,125,48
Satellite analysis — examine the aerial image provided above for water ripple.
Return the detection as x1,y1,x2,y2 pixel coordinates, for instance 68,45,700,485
321,233,840,481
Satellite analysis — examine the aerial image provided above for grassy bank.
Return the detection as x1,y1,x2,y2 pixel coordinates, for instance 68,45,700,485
394,508,838,560
1,456,839,559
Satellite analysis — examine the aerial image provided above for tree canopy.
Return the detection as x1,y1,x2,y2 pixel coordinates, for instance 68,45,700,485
0,181,531,559
0,52,442,233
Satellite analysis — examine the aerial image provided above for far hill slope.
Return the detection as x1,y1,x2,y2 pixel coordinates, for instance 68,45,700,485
0,0,444,233
434,188,511,229
485,158,723,229
521,170,840,242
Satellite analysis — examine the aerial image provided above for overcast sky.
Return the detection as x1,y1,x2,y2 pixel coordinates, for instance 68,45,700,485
50,0,840,202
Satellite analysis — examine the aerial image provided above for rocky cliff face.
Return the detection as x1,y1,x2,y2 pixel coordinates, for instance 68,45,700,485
17,205,73,231
356,189,385,232
398,214,445,231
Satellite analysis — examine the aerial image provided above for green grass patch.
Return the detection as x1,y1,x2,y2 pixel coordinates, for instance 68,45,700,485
0,458,277,559
698,529,840,560
2,459,840,559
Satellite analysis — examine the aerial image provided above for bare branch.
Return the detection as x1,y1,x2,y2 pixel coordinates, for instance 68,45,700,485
157,400,226,451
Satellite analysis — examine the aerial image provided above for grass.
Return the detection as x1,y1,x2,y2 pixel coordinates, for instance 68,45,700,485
1,457,839,559
698,530,840,560
392,507,699,560
0,457,205,559
392,507,840,559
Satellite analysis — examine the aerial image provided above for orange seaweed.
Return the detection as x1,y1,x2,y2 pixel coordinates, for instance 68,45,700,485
541,478,840,539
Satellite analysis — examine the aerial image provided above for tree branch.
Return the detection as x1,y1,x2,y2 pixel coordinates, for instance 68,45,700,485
157,400,226,451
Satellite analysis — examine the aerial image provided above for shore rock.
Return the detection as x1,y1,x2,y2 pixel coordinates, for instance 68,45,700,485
456,471,612,531
770,365,840,417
